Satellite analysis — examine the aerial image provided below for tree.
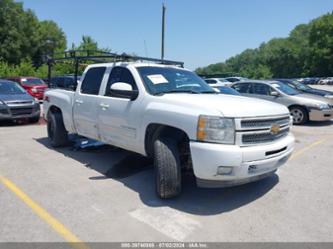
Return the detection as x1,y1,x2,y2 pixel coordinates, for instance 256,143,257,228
308,12,333,76
33,20,67,66
0,0,66,66
196,12,333,78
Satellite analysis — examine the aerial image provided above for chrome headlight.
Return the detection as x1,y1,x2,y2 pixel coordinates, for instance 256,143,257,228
197,115,235,144
0,100,5,106
316,103,330,110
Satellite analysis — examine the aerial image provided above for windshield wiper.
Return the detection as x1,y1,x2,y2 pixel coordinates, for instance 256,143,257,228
157,90,200,95
156,90,216,95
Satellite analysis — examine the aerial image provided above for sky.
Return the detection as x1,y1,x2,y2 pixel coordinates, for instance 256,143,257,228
21,0,333,70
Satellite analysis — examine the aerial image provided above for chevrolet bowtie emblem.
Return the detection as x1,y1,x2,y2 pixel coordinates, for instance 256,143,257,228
270,124,280,135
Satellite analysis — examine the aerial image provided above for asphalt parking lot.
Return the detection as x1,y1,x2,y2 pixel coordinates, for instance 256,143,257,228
1,87,333,243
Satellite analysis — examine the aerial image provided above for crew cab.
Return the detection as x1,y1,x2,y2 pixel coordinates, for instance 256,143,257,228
7,77,48,101
43,62,295,198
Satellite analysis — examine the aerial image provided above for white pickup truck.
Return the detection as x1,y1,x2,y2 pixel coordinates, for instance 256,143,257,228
44,62,295,198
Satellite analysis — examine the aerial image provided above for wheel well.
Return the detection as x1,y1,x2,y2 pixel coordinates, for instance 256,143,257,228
144,124,190,158
47,105,62,118
288,105,309,113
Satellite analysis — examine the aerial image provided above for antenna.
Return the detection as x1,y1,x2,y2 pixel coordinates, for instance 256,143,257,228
161,3,166,61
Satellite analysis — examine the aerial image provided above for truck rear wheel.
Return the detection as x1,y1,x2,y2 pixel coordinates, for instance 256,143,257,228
154,137,182,199
47,112,69,147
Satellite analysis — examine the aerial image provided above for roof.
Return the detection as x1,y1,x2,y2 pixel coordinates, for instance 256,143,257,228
0,79,17,84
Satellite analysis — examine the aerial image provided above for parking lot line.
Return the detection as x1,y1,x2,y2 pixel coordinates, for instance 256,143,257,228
0,175,89,249
290,138,327,160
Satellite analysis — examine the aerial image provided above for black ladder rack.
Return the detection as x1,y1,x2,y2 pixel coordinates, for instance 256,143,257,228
46,50,184,86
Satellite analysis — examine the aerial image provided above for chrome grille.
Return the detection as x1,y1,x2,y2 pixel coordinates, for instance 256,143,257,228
241,116,290,129
242,128,289,144
237,115,291,146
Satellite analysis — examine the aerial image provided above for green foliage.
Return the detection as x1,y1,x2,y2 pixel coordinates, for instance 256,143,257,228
196,12,333,78
0,1,111,79
0,0,66,66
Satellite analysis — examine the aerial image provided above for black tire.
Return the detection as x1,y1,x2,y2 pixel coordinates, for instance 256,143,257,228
47,112,69,147
29,116,40,124
289,106,308,125
154,137,182,199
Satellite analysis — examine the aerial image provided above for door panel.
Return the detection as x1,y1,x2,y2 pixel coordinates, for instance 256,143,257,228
73,67,106,139
98,67,143,151
73,94,100,139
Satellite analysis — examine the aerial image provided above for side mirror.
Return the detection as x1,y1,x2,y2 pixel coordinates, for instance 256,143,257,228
110,82,139,100
270,91,280,97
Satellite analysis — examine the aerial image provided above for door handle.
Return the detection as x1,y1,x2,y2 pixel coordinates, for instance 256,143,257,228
75,100,83,104
100,103,109,109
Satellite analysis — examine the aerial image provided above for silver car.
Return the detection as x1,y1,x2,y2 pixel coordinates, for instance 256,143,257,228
231,80,333,124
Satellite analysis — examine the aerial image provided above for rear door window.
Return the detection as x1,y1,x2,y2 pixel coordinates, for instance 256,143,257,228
81,67,106,95
252,83,271,95
232,83,251,93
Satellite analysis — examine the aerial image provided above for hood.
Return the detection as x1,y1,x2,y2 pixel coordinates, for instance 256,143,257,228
304,88,333,97
293,93,333,105
0,93,34,104
159,93,289,118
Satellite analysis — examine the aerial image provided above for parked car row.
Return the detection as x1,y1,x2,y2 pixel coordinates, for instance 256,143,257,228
295,77,333,85
231,80,333,124
202,75,333,125
0,74,82,123
0,79,40,123
6,77,48,101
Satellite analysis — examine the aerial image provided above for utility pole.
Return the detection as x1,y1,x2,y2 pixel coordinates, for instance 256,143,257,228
161,3,166,60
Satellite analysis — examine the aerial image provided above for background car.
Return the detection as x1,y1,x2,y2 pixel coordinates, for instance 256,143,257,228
231,80,333,124
214,86,241,95
275,79,333,99
224,76,248,83
49,75,81,90
0,80,40,123
6,77,47,101
204,78,230,87
319,77,333,85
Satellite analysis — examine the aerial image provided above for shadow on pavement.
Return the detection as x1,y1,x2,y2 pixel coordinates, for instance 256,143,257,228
301,120,333,127
0,117,45,127
36,137,279,215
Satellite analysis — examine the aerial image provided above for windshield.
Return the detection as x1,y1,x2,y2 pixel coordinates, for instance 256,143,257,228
137,66,215,95
291,81,311,91
21,78,46,85
272,82,301,95
0,82,26,94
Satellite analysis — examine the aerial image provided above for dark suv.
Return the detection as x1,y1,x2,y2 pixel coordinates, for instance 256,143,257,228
0,80,40,123
49,75,81,90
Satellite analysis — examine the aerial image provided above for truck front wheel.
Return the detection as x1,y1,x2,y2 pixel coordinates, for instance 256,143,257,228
47,112,69,147
154,137,182,199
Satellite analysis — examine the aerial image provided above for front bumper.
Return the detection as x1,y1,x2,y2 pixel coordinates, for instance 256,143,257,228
190,133,295,188
0,104,40,121
309,108,333,121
